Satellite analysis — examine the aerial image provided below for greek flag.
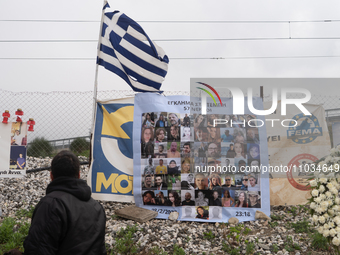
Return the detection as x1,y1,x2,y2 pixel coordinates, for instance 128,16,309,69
97,5,169,92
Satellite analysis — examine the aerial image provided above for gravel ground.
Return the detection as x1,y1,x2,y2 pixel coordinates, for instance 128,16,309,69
0,157,332,254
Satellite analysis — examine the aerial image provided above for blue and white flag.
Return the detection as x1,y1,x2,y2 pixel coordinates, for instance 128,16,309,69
97,4,169,92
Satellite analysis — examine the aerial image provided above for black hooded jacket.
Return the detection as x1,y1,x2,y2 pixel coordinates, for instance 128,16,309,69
24,177,106,255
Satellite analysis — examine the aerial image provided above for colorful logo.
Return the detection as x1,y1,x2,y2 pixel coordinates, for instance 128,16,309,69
196,82,222,106
287,113,323,144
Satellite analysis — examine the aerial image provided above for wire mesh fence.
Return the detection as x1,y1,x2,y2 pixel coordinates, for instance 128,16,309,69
1,89,339,157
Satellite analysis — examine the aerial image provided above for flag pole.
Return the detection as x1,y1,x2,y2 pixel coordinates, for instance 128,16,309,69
92,0,107,130
90,0,107,165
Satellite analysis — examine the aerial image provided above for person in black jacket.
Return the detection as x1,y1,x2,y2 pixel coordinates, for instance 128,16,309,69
23,150,106,255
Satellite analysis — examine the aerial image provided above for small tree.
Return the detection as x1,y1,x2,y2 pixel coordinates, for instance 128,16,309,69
70,137,90,155
27,137,54,157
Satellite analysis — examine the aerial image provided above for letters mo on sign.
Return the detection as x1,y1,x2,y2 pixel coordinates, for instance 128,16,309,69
200,87,312,116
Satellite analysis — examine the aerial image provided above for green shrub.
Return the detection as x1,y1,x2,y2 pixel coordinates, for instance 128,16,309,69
70,138,90,155
27,137,54,157
0,217,30,254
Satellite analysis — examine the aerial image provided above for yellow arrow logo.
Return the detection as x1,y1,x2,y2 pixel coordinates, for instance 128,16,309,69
101,105,134,139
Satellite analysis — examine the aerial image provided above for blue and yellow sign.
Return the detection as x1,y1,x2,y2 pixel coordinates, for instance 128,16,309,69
89,98,134,201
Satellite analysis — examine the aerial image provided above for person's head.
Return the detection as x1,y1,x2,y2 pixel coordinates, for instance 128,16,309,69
143,191,155,204
170,142,178,152
148,157,153,165
181,159,191,173
211,177,217,185
234,142,244,156
156,128,165,141
185,192,192,201
234,133,245,143
169,160,177,168
225,130,230,135
212,207,220,217
169,191,179,205
224,176,232,187
195,114,203,124
242,175,248,187
247,128,256,139
197,191,204,199
183,142,191,154
213,190,219,199
51,150,80,180
207,127,217,138
185,113,188,117
15,130,20,135
159,191,164,198
224,189,231,198
159,114,164,120
185,207,192,216
197,206,204,216
249,175,257,187
19,153,23,158
155,175,163,186
159,159,164,166
195,127,207,141
249,144,259,159
187,173,194,182
225,158,230,166
170,125,179,137
195,174,206,190
169,113,179,125
248,191,260,205
144,175,152,187
158,144,164,153
238,192,246,203
146,113,151,120
182,127,190,138
250,160,259,167
229,143,234,150
142,127,154,143
207,142,219,157
238,160,246,171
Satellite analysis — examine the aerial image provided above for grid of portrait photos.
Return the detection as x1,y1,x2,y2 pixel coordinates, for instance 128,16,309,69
140,112,262,220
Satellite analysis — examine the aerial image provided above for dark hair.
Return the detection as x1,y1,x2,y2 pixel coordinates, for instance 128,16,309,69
224,189,231,198
169,190,181,206
197,206,204,214
51,150,80,179
159,144,164,149
143,190,155,198
156,127,166,137
184,142,191,147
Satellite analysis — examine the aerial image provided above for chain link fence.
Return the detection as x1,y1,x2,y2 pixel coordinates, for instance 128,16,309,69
1,89,339,157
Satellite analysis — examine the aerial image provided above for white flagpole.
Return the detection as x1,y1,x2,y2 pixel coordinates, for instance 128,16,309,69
90,0,107,164
92,0,107,131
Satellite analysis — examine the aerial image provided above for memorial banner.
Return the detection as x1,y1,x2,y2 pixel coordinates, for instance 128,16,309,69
88,98,134,202
265,102,331,205
133,93,270,222
0,122,27,178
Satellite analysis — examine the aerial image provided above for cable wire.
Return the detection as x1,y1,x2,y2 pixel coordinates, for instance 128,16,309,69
1,37,340,43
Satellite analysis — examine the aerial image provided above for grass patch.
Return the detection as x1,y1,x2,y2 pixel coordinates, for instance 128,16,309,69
310,231,329,251
290,218,311,233
0,217,30,254
203,230,215,241
111,224,139,255
172,244,185,255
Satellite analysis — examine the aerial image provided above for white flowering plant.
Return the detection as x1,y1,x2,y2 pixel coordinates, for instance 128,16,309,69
308,147,340,253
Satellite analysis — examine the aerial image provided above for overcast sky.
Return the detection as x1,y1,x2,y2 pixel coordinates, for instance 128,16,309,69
1,0,340,94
